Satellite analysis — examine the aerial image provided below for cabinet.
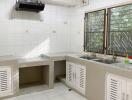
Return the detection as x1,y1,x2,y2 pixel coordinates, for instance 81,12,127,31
126,80,132,100
106,74,132,100
0,66,12,97
66,62,86,95
66,62,76,88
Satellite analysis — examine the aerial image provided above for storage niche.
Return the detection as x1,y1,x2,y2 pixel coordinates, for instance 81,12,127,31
19,65,49,88
54,60,66,83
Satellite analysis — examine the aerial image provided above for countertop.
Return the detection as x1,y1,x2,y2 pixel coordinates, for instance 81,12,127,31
0,55,18,62
18,57,51,68
0,52,132,70
18,57,50,64
19,52,132,71
65,53,132,71
0,53,131,100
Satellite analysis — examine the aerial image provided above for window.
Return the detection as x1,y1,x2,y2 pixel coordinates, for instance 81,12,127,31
84,10,105,53
84,3,132,56
107,4,132,56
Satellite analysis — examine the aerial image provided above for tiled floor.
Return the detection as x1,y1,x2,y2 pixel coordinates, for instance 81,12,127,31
3,83,87,100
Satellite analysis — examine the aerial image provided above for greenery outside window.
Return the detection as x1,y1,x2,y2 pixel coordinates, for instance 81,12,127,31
84,10,105,53
84,3,132,56
107,4,132,56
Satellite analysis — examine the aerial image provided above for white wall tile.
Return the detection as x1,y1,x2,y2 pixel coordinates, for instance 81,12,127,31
69,0,132,53
0,2,71,57
0,0,131,56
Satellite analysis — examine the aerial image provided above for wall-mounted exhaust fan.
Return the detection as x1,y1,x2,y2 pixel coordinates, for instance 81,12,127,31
15,0,45,12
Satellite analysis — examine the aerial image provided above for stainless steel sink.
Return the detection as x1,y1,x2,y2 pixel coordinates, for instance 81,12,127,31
93,59,118,64
80,55,97,60
80,55,119,64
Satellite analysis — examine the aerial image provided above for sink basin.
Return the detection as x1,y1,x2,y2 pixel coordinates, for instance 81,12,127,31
93,59,118,64
80,55,119,64
80,55,97,60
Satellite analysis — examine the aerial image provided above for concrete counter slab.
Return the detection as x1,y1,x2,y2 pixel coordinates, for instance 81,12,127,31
18,57,51,68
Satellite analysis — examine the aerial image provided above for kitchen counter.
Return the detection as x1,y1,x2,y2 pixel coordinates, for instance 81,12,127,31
17,57,54,90
18,54,132,100
0,53,131,71
0,53,132,74
61,53,132,71
1,53,132,100
44,52,72,61
63,53,132,100
0,56,54,100
43,52,132,76
0,55,17,61
18,57,51,68
0,55,18,66
44,52,88,60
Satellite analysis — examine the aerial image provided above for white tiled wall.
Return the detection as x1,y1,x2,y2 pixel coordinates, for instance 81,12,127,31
0,0,132,57
0,0,71,57
69,0,132,53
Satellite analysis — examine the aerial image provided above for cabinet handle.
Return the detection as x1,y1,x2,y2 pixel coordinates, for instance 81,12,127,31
126,94,129,100
122,93,125,100
73,72,74,80
75,73,76,80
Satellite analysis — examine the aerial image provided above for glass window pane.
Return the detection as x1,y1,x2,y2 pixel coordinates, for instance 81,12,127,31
84,10,105,53
108,4,132,56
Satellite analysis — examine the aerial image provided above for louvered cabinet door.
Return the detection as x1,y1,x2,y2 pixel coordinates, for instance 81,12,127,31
76,64,86,95
0,67,12,97
66,62,75,88
126,80,132,100
106,74,123,100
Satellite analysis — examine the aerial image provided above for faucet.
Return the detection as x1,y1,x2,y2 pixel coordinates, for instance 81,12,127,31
91,52,96,57
112,51,117,62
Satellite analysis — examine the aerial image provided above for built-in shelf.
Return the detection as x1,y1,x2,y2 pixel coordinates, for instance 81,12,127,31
19,65,49,89
56,75,66,84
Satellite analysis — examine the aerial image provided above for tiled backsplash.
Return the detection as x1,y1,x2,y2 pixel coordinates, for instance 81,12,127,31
0,1,71,57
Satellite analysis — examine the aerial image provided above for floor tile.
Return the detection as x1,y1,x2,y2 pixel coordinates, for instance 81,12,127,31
3,83,87,100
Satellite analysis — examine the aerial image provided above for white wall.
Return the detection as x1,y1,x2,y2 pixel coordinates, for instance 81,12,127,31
69,0,132,53
0,0,71,58
0,0,132,57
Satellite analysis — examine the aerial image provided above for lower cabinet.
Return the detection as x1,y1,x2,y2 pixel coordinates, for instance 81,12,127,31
66,62,86,95
0,66,12,97
106,74,132,100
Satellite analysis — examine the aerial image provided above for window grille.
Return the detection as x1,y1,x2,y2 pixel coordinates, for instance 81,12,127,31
84,10,105,53
107,4,132,56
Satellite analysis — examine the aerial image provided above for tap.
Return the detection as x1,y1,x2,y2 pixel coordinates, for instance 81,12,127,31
91,52,96,57
112,52,117,62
